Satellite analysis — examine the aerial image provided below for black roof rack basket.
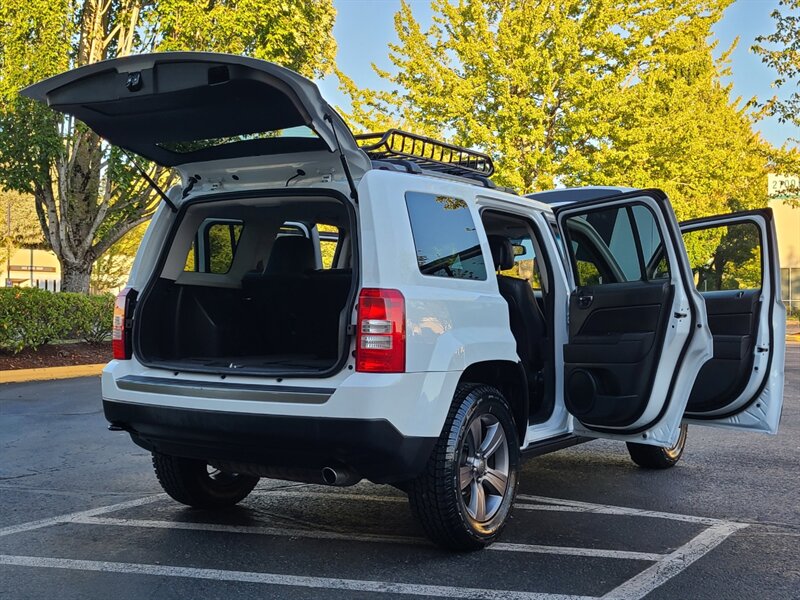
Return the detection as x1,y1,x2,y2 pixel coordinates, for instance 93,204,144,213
355,129,494,178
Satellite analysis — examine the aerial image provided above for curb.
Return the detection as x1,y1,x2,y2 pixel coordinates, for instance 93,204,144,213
0,363,106,384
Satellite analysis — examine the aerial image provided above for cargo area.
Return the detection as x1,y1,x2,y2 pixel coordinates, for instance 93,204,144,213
133,193,356,376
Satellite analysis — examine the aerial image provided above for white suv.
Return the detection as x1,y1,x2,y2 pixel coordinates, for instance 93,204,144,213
26,53,786,550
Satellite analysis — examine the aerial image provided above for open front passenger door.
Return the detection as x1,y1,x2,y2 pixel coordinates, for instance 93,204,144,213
680,209,785,433
555,190,712,446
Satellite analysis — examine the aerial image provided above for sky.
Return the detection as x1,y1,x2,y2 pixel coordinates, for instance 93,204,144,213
318,0,799,150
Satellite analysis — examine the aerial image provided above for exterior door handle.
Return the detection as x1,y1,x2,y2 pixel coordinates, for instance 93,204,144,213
577,295,593,309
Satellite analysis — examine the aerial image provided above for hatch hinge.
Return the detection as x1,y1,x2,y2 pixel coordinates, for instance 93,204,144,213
324,113,359,203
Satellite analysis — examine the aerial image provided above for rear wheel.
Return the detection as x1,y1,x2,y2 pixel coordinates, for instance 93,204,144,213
152,453,259,508
626,424,688,469
408,384,520,551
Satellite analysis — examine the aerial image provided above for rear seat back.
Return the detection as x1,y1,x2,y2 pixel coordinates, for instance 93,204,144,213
242,236,352,358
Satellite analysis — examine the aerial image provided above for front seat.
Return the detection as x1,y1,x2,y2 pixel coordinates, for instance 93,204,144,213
487,235,546,377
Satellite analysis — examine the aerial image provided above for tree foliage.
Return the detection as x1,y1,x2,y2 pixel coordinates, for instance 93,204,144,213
341,0,771,221
90,222,146,294
752,0,800,204
752,0,800,128
0,0,337,292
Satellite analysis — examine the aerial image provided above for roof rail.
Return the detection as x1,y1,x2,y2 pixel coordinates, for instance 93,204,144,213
355,129,494,178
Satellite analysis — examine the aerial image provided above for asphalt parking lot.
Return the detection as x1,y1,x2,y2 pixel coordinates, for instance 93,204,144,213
1,344,798,600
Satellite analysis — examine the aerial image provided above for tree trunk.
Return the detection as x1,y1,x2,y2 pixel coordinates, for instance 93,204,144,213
60,260,93,293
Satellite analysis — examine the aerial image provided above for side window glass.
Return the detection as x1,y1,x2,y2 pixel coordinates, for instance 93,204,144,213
605,208,640,281
565,207,637,285
317,224,341,269
498,236,543,290
632,205,662,267
184,241,197,272
571,246,603,286
564,203,668,286
184,220,243,274
682,222,762,291
207,222,243,273
405,192,487,281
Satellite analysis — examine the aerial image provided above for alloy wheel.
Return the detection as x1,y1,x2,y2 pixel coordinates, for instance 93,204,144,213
459,413,510,522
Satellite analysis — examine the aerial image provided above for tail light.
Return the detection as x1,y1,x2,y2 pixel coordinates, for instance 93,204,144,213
356,288,405,373
112,287,137,360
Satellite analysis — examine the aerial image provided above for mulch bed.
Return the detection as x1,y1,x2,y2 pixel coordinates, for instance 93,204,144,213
0,342,112,370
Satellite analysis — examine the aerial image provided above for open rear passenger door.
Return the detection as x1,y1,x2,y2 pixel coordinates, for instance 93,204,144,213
679,209,785,433
555,190,713,446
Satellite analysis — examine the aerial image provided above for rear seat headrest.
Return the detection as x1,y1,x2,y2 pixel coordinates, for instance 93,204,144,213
265,236,316,274
487,235,515,271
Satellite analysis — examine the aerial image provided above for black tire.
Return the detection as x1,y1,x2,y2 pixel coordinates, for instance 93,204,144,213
408,384,520,551
152,453,259,509
626,424,688,469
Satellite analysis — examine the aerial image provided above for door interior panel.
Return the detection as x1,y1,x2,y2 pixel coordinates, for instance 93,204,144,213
564,280,673,427
686,289,760,412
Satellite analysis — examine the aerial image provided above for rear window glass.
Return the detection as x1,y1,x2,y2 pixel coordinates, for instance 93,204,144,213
159,126,319,154
405,192,487,281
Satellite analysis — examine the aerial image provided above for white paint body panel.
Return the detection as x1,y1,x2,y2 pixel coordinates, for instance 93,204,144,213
102,360,461,439
102,167,783,453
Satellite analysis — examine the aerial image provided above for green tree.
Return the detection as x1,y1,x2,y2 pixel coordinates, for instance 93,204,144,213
752,0,800,128
752,0,800,205
90,222,146,294
0,0,337,293
341,0,770,223
568,25,771,222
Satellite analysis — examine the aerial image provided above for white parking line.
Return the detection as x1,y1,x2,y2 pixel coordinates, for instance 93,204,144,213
0,554,595,600
0,494,164,538
0,490,747,600
601,522,749,600
490,543,663,561
252,489,407,503
517,495,726,526
252,489,726,526
75,515,666,561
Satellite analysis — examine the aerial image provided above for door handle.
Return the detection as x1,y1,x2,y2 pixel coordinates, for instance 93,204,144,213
577,294,593,309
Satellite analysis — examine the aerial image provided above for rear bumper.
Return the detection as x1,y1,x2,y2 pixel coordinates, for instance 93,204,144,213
103,400,437,484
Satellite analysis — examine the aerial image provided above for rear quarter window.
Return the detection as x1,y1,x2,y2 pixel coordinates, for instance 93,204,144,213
405,192,487,281
184,220,244,274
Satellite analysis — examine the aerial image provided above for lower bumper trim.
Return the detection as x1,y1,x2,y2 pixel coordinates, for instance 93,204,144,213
103,400,436,484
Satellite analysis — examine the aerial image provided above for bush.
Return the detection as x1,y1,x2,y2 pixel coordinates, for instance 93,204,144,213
0,288,114,353
72,293,115,344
